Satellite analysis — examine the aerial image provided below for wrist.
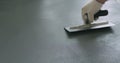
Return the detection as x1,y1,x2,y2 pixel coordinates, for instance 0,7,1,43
96,0,107,4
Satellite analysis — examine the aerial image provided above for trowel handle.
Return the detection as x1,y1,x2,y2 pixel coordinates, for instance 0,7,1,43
94,10,108,20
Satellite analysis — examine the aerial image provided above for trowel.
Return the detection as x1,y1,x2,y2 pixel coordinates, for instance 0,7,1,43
64,10,115,32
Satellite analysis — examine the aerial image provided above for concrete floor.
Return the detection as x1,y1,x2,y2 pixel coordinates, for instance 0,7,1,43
0,0,120,63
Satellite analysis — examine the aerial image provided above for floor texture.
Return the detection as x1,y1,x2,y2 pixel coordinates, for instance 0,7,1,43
0,0,120,63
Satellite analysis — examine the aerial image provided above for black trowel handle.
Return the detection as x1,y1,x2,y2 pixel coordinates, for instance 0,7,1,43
94,10,108,20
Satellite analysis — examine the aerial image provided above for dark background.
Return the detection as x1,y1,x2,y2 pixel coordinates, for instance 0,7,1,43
0,0,120,63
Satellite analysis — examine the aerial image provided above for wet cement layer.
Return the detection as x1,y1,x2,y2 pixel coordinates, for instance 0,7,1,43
0,0,120,63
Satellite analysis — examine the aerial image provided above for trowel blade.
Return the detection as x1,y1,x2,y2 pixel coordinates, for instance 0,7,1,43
64,21,115,32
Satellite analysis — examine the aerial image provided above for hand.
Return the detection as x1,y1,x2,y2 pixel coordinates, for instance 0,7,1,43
82,0,107,24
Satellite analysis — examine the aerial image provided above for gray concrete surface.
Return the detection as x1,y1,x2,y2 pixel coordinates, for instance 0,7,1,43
0,0,120,63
